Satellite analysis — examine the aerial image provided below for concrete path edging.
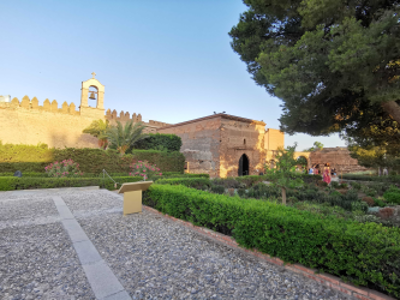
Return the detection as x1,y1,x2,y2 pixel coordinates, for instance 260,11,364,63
52,196,132,300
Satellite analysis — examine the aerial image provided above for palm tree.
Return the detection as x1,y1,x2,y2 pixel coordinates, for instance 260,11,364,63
82,119,109,149
106,121,147,155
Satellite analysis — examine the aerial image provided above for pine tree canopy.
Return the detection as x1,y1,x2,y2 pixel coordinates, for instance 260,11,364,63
229,0,400,138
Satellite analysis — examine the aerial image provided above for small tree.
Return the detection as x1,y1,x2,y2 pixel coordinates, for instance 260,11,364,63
304,141,324,152
82,119,109,149
265,144,304,205
106,121,147,155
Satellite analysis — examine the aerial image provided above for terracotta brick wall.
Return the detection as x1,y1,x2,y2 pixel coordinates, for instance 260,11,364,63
219,119,266,178
158,117,222,177
310,147,369,173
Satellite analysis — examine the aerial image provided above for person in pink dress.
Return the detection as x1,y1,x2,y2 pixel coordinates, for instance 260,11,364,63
323,168,331,185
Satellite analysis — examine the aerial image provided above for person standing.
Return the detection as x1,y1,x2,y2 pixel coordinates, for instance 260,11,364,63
323,168,331,185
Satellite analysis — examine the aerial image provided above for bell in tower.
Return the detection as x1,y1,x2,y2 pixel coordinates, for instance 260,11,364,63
89,90,96,100
80,72,105,117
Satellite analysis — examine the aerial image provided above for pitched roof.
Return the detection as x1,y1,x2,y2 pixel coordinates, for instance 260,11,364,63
158,113,266,130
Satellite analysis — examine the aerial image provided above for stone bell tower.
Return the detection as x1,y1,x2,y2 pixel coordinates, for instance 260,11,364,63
79,72,105,118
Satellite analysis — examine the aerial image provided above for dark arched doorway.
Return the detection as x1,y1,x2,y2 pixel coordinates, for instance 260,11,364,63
238,154,249,176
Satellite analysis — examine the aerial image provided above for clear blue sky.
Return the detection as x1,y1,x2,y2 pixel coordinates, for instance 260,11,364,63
1,0,345,151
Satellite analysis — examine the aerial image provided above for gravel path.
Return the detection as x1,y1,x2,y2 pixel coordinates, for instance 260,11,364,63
0,192,95,300
0,188,355,300
76,191,354,300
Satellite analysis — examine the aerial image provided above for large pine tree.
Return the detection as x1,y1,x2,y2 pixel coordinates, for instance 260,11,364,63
229,0,400,141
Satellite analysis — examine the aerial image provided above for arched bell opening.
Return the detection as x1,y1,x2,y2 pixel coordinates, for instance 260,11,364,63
88,86,98,107
238,154,249,176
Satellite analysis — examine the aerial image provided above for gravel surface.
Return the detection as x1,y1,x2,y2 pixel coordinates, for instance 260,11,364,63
62,190,123,213
77,194,354,300
0,197,57,221
0,188,356,300
0,223,95,300
0,190,96,300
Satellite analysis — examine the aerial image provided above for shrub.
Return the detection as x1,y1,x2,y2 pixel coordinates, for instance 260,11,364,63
210,185,225,194
350,182,362,190
130,160,162,180
133,133,182,152
339,183,348,189
236,175,263,187
317,180,328,187
362,197,375,207
45,159,82,178
212,178,240,189
330,181,340,189
144,184,400,298
373,198,387,207
237,188,246,197
383,187,400,204
383,192,400,205
351,201,369,213
366,189,378,197
378,207,395,219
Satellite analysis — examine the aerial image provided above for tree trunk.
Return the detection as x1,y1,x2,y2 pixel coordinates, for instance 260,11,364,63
281,187,286,205
381,101,400,123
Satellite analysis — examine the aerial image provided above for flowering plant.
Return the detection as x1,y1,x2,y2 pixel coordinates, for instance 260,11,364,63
45,159,84,178
129,160,162,181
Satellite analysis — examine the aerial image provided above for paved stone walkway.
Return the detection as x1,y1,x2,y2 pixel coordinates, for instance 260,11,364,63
0,188,355,300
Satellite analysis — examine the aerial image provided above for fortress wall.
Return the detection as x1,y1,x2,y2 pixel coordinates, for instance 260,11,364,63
0,97,168,148
0,97,98,148
310,147,369,173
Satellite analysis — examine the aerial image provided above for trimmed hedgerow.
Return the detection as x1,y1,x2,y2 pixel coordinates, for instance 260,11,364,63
0,146,185,174
162,173,209,179
144,184,400,298
0,176,143,191
133,133,182,152
156,178,211,189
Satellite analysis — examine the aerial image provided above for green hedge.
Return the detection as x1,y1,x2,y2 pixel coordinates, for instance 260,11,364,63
133,133,182,152
161,173,209,179
0,146,185,174
156,178,211,188
0,176,143,191
144,184,400,298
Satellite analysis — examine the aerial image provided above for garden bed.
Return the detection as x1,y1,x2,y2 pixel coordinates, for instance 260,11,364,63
144,184,400,298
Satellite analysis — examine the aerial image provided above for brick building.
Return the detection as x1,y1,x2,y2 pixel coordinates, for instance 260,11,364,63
157,113,284,178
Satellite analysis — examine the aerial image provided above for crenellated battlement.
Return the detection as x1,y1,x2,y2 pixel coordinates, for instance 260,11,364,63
0,96,170,129
0,96,80,115
105,108,169,127
0,74,170,148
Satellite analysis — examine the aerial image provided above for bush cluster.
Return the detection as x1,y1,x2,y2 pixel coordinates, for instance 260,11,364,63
45,159,82,177
144,184,400,298
133,133,182,152
383,186,400,205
